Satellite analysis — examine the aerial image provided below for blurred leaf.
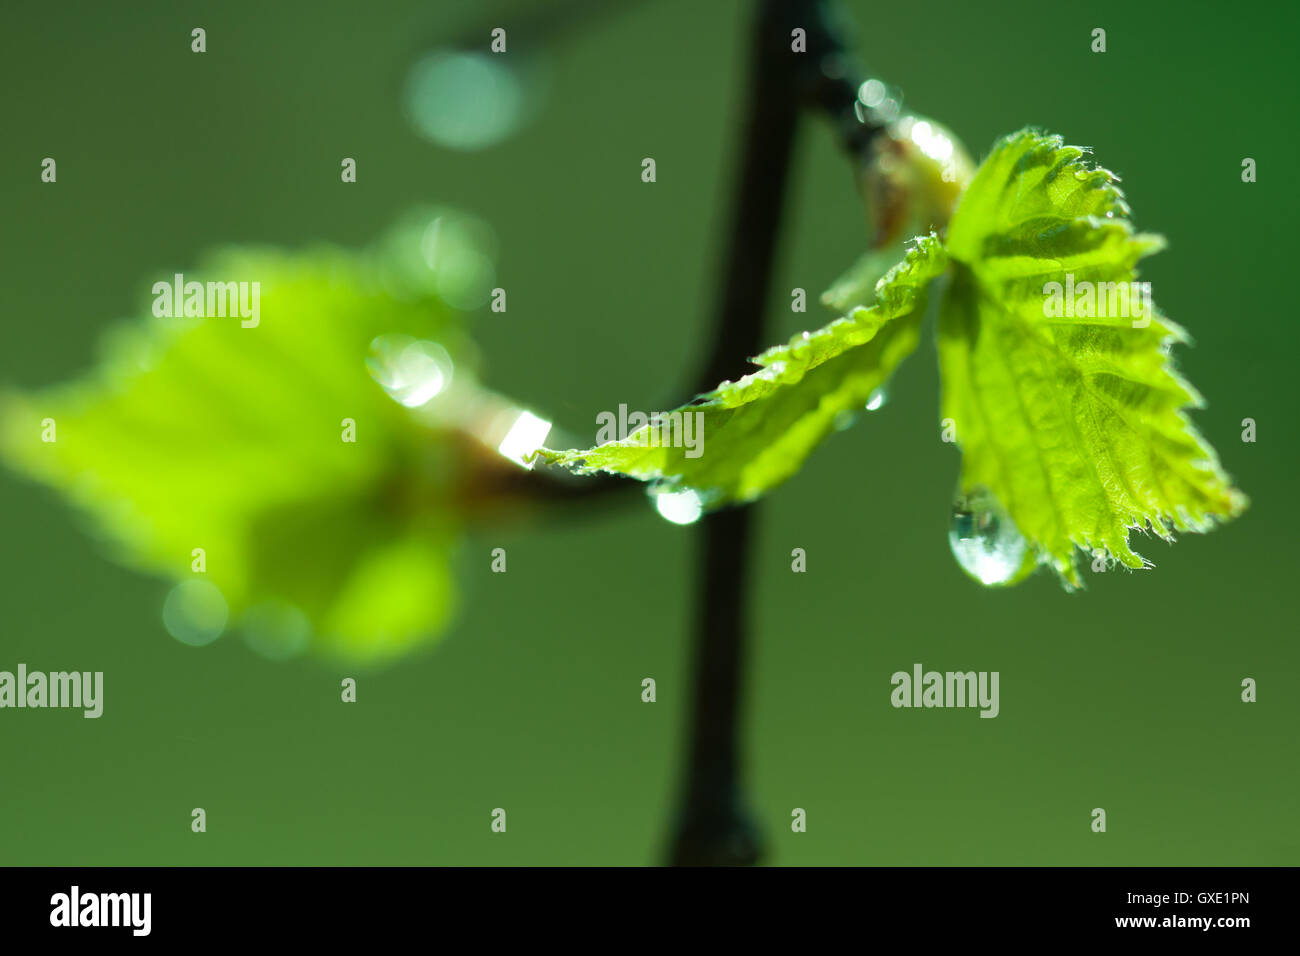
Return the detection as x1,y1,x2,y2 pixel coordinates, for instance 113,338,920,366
539,236,948,505
2,221,510,666
939,129,1247,587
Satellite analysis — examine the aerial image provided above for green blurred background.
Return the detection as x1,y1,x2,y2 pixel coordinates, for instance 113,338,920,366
2,0,1296,865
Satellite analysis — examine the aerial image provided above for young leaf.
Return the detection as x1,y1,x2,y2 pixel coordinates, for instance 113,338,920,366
539,236,948,505
938,129,1246,587
2,224,518,665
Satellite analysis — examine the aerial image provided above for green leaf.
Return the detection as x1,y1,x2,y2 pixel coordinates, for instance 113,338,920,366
938,129,1246,587
540,235,948,505
1,224,507,665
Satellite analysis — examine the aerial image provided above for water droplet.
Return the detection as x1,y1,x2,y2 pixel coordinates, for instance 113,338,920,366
367,335,453,407
162,580,228,646
373,208,497,306
421,214,496,310
948,486,1031,585
858,78,887,108
647,484,704,525
865,386,887,411
833,409,858,431
404,52,526,151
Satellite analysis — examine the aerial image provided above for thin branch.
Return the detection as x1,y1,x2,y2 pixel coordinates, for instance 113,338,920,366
466,0,888,862
666,0,884,866
666,0,805,868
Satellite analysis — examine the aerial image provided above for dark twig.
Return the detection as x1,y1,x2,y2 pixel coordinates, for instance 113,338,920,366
666,0,804,868
665,0,884,866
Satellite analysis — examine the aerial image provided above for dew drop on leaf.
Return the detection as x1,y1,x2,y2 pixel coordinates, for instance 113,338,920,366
790,331,813,358
647,483,704,525
865,386,887,411
948,486,1030,586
